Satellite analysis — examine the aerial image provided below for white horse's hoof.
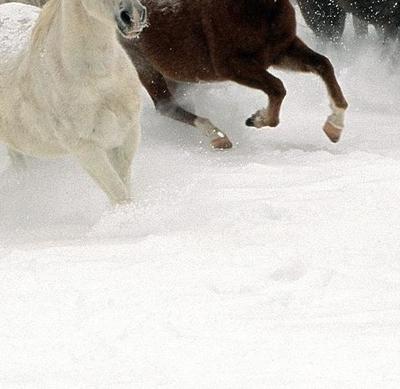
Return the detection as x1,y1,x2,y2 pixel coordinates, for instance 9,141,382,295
323,121,343,143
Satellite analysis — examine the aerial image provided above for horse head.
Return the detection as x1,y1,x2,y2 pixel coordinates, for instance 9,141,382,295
81,0,147,39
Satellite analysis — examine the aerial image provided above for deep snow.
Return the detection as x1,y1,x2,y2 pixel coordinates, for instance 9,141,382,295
0,4,399,388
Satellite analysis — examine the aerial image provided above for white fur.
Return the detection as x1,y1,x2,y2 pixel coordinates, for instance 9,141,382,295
0,0,143,204
328,98,345,129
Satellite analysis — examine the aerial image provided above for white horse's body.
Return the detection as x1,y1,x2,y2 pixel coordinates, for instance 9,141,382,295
0,0,145,204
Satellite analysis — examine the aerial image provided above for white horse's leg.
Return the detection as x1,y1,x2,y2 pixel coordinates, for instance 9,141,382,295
107,149,133,198
75,144,131,205
8,148,27,172
107,128,140,197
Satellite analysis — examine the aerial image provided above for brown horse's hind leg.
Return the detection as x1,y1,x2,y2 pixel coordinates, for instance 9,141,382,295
275,37,348,143
135,63,232,149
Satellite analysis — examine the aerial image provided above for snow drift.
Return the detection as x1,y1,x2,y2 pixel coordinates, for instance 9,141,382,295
0,4,399,388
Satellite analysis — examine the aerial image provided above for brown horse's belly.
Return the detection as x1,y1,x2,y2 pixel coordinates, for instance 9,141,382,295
152,58,221,83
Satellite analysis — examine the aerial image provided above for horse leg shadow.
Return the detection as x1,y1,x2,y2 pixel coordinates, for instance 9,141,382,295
274,37,348,143
135,59,232,150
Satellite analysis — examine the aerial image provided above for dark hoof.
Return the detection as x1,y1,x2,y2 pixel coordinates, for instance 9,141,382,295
323,121,343,143
211,136,233,150
246,117,255,127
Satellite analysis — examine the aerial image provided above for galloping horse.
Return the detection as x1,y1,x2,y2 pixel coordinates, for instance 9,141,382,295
0,0,147,205
120,0,348,149
297,0,399,44
340,0,400,41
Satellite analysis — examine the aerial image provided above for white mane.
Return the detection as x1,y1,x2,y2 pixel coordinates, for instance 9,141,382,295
29,0,59,49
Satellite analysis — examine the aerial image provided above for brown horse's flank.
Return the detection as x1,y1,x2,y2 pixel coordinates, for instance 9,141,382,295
122,0,348,148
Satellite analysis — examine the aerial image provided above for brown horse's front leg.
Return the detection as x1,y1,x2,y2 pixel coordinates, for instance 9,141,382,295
275,37,348,143
219,57,287,129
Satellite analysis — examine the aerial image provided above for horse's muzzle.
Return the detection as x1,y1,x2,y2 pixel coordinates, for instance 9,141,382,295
116,0,147,39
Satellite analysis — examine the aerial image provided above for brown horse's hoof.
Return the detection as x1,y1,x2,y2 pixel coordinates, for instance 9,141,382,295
211,136,233,150
323,121,343,143
246,117,256,127
246,114,279,128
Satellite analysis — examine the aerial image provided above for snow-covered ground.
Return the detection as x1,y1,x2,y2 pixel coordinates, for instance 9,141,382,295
1,5,399,388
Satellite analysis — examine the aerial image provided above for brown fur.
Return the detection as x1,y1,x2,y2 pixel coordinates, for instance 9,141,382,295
122,0,348,148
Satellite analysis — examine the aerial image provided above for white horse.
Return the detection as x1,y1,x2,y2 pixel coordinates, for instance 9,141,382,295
0,0,147,205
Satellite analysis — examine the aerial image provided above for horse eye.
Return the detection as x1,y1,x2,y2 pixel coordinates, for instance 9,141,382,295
120,10,132,25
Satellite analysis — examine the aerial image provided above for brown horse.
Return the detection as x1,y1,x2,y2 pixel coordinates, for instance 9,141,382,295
121,0,348,149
